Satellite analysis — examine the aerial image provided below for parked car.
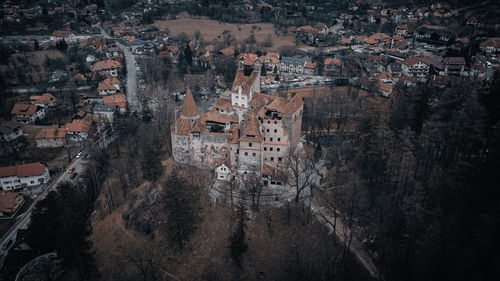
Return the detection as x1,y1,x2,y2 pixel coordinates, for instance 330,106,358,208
68,167,75,174
69,172,78,180
76,152,83,159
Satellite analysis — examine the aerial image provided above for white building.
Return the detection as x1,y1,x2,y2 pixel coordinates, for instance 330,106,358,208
0,162,50,191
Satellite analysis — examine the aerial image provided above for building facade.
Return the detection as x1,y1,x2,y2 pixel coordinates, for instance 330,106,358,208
171,59,304,186
0,162,50,191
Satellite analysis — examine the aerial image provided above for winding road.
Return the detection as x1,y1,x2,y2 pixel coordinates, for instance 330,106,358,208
98,24,140,111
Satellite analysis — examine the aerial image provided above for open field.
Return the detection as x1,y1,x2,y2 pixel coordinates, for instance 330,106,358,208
0,50,66,85
151,13,297,51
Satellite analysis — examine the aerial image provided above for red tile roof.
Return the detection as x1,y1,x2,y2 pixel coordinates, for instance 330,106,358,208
0,191,22,214
181,89,200,117
65,119,92,133
91,59,121,71
30,93,56,105
0,162,47,178
232,69,259,96
103,94,126,108
35,127,66,139
11,104,39,115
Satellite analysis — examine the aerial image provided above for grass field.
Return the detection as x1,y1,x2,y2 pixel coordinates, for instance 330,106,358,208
151,13,297,51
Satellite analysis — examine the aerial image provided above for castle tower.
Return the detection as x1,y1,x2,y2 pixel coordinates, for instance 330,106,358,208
180,88,200,127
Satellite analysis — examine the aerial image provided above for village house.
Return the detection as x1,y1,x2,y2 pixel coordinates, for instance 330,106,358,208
415,25,453,44
50,29,76,44
280,56,311,75
103,94,127,113
0,162,50,191
34,127,67,148
324,58,342,76
91,59,122,77
402,56,429,78
479,38,500,54
98,77,121,95
0,122,23,142
11,104,45,124
65,119,94,143
259,52,280,73
304,62,319,75
29,93,57,109
0,191,24,217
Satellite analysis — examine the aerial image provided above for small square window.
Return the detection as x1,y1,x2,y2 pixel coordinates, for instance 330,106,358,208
249,143,252,147
252,152,256,157
264,147,267,151
271,157,274,161
270,147,273,151
278,138,281,141
274,121,277,124
270,138,273,141
266,129,270,132
277,148,280,152
244,152,248,156
274,129,277,133
267,120,270,124
278,157,282,162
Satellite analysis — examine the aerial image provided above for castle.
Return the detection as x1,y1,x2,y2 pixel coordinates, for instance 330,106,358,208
171,54,304,187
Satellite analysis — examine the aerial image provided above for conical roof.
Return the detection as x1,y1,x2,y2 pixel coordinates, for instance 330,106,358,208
181,89,199,118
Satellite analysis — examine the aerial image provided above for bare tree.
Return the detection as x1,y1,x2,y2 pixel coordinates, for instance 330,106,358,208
285,143,319,203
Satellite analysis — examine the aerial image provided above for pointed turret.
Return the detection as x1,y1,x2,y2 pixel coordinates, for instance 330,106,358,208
181,89,199,118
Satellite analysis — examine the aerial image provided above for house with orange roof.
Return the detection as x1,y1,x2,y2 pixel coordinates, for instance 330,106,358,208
29,93,57,108
35,127,67,148
65,119,94,142
91,59,122,77
376,81,394,97
0,162,50,190
50,29,76,43
479,38,500,54
103,94,127,112
324,58,342,75
0,191,24,217
304,62,319,75
11,104,45,124
98,77,121,95
402,56,429,78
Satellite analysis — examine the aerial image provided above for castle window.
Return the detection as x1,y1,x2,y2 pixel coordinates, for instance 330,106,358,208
274,129,277,133
264,147,267,151
267,120,270,124
270,148,273,151
266,129,270,132
244,152,248,156
271,157,274,161
252,152,256,157
249,143,252,147
270,138,273,141
278,138,281,141
278,157,282,162
277,148,280,152
274,121,277,124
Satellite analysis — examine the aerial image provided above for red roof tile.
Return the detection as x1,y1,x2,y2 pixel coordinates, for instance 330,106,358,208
0,162,47,178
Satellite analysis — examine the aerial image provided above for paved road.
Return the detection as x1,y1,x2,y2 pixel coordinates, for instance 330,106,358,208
0,156,88,263
98,25,140,111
